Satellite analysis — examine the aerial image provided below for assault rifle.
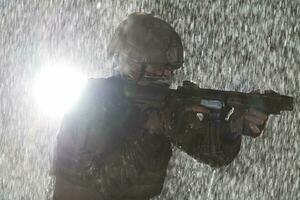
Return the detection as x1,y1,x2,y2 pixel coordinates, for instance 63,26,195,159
124,80,294,116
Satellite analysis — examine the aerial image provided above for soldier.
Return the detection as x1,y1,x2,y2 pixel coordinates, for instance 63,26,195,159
52,13,268,200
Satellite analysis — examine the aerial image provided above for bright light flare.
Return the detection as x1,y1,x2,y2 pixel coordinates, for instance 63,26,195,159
33,63,87,117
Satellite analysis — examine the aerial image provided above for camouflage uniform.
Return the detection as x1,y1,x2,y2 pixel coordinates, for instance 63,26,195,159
53,76,241,200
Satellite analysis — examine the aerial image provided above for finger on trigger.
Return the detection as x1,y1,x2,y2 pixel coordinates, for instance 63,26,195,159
249,108,268,120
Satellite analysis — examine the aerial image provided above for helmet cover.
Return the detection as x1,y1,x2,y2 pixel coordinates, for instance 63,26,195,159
108,13,184,71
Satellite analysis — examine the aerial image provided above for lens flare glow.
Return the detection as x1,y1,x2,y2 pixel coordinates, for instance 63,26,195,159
33,62,87,117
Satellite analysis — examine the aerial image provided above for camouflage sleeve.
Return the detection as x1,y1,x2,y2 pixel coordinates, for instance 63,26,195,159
53,77,172,200
164,111,241,168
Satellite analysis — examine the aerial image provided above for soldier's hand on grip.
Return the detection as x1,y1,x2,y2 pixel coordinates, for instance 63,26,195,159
243,108,269,137
230,107,269,138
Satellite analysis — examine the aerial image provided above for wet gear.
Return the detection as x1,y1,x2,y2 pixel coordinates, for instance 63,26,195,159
53,77,241,200
108,13,184,79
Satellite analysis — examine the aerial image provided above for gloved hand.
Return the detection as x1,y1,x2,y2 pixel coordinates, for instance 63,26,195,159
230,107,269,138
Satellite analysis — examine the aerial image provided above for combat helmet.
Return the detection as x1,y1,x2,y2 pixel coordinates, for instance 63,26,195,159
108,13,183,80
